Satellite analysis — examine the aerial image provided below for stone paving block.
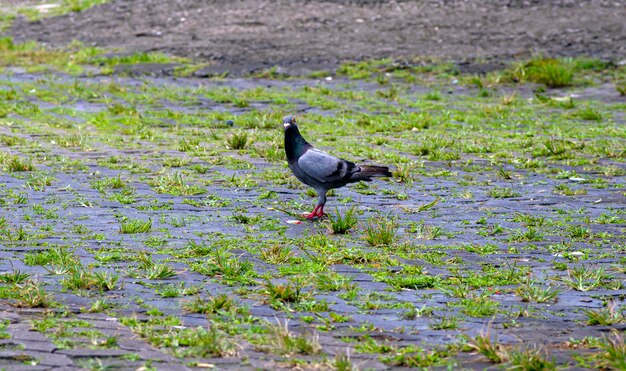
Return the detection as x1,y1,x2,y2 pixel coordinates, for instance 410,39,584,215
248,306,280,317
55,348,129,358
151,363,191,371
0,365,51,371
8,326,57,353
0,350,73,367
0,350,28,360
74,317,122,330
136,347,181,363
0,311,21,324
4,339,55,353
116,338,151,351
180,314,209,328
330,264,363,274
348,356,390,371
36,353,75,367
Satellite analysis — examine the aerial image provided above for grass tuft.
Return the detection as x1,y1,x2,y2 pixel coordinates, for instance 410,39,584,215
509,58,574,88
258,319,321,355
327,206,359,234
225,131,252,150
119,218,152,234
465,323,507,363
363,217,398,246
583,302,625,325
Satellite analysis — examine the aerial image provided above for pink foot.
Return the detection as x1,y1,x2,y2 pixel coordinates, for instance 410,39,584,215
305,205,321,220
316,205,326,218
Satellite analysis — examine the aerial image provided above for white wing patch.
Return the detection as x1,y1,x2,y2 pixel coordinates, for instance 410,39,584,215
298,149,348,183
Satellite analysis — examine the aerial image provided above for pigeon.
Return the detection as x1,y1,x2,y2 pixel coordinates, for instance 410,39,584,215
283,116,392,219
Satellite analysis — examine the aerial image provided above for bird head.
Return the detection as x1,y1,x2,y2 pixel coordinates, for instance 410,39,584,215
283,116,297,130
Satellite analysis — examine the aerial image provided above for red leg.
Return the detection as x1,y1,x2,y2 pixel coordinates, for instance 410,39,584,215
316,204,326,218
305,205,321,219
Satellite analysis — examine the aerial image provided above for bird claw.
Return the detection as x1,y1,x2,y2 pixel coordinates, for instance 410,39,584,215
304,206,325,220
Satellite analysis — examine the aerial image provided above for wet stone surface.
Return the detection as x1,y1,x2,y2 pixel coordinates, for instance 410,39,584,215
0,70,624,369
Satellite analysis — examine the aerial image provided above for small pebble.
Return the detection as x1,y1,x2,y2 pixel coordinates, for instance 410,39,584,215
196,363,215,369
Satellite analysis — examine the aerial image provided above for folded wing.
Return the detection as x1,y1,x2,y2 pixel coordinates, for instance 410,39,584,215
297,148,359,183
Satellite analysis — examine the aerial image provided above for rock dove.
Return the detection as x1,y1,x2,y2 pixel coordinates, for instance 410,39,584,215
283,116,392,219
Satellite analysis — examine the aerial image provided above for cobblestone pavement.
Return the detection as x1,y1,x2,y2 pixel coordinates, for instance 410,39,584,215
0,70,625,369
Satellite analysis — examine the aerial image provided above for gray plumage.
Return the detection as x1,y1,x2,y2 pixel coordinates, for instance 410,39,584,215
283,116,391,218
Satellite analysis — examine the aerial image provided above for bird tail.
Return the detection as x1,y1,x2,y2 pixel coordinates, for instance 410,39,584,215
352,165,392,181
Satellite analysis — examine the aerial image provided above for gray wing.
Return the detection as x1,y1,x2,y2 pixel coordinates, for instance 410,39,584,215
297,148,358,183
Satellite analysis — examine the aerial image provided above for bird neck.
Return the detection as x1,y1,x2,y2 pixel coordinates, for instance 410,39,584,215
285,126,311,161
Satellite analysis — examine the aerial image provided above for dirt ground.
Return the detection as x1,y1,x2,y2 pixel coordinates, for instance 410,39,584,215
8,0,626,74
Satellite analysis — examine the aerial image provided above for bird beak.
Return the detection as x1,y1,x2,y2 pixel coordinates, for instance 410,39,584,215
283,123,291,129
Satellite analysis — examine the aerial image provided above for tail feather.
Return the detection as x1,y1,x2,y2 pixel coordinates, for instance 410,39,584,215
351,165,392,181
